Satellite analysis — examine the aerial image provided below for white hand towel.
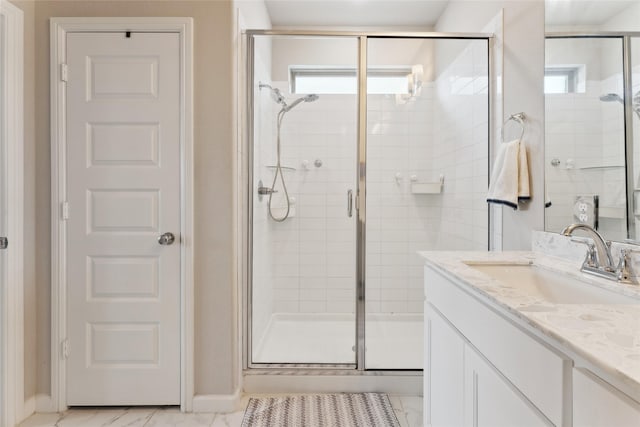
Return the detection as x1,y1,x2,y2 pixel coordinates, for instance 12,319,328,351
487,139,530,209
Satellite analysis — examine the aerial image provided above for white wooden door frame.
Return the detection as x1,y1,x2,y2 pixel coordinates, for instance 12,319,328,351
0,2,25,426
49,17,194,412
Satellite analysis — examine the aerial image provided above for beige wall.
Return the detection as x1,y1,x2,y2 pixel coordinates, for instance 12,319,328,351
13,0,238,398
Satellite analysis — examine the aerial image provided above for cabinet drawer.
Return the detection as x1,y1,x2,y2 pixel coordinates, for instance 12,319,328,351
425,266,571,427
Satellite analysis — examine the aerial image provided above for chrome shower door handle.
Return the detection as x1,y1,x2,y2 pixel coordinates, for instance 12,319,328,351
347,189,353,217
158,232,176,246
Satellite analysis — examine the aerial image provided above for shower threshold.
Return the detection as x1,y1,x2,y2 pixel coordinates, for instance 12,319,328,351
252,312,423,369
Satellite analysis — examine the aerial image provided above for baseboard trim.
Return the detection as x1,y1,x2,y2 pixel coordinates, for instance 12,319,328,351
20,396,36,422
35,394,55,413
192,389,242,413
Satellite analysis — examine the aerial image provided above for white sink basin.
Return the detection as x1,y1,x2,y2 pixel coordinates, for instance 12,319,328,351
465,263,639,304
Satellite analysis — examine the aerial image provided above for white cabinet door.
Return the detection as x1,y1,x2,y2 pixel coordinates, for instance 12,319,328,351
464,344,550,427
574,368,640,427
65,32,181,405
424,303,465,427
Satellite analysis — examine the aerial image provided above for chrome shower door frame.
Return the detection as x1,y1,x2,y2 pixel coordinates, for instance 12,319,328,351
244,30,493,372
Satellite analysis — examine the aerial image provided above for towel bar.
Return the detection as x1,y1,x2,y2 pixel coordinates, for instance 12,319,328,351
501,112,526,143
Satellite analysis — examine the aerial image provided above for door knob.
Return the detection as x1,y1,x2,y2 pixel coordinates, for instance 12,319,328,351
0,237,7,249
158,232,176,245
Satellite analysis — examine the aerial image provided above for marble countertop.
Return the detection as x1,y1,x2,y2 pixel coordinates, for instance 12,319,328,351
419,251,640,399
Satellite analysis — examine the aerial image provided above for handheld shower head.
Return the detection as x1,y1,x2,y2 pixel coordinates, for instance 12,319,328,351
599,92,640,119
282,94,319,112
599,93,623,104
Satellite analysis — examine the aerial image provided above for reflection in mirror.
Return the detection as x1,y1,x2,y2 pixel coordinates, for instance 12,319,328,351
545,37,627,241
544,1,640,242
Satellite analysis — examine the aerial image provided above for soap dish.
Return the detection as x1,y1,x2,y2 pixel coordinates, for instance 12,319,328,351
411,175,444,194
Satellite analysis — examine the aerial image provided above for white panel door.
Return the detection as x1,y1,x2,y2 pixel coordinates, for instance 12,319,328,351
66,32,181,405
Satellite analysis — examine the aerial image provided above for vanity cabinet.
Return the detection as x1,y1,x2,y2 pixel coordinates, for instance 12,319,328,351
424,303,465,426
573,368,640,427
425,303,548,427
424,265,570,426
424,264,640,427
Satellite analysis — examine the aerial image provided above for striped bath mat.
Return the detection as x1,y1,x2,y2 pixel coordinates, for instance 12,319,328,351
241,393,400,427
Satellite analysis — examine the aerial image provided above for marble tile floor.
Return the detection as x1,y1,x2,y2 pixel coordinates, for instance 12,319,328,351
19,395,423,427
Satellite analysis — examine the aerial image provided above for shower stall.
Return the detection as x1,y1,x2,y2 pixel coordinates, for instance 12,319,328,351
245,31,491,373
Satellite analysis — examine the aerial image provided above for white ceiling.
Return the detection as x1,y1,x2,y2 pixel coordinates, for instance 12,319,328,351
545,0,637,26
264,0,450,28
263,1,638,29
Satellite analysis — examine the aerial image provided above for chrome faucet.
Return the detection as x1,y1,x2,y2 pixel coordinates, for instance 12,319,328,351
561,223,634,284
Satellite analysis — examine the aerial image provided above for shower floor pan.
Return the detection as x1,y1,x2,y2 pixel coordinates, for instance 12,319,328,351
253,312,423,369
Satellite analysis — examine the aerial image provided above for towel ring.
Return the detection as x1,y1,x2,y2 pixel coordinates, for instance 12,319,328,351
501,112,526,143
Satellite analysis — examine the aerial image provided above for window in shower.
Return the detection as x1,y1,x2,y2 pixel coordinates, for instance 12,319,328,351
544,66,582,94
290,67,412,94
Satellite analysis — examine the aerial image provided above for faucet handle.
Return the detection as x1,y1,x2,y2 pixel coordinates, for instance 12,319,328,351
571,238,598,268
616,248,637,284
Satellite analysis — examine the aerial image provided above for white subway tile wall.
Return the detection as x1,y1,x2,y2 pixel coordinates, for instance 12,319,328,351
251,41,489,363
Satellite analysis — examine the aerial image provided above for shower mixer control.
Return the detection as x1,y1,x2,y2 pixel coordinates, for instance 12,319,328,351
258,186,277,195
314,159,323,168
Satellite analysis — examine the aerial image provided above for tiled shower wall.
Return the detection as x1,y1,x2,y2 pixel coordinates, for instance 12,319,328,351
255,89,359,315
253,40,489,317
433,40,490,251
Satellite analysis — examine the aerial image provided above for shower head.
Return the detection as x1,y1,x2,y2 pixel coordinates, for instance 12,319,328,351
599,93,623,104
259,82,286,106
282,94,319,112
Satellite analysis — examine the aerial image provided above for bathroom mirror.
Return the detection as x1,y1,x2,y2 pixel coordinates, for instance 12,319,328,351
544,1,640,242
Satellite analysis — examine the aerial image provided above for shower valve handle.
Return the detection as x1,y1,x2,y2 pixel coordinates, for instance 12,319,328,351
258,186,277,195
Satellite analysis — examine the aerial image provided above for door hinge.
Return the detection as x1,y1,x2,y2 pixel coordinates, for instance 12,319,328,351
60,63,68,82
61,339,70,360
62,201,69,220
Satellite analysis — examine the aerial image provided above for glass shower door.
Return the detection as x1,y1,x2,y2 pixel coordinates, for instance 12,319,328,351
250,35,359,365
364,37,490,369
